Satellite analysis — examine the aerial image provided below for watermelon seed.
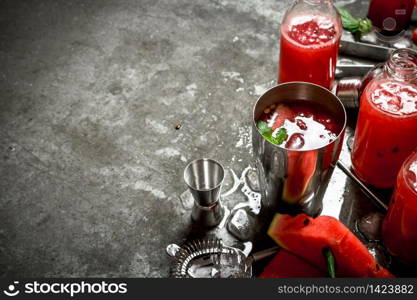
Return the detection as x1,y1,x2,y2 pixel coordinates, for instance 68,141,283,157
303,218,310,226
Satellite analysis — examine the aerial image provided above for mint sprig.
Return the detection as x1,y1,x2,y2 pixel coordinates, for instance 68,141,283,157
338,8,372,34
272,128,288,145
256,120,271,135
323,247,336,278
256,121,288,145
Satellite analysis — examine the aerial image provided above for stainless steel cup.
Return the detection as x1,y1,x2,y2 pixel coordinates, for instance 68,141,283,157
184,158,225,227
252,82,347,217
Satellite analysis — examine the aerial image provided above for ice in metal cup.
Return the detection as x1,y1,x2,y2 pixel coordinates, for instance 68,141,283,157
184,158,225,227
252,82,347,217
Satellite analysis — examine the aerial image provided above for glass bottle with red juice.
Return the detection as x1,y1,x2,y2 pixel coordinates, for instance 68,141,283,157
368,0,415,32
382,150,417,263
278,0,342,89
351,49,417,188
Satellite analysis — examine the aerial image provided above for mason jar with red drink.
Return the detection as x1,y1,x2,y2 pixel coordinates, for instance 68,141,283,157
278,0,342,89
382,150,417,263
368,0,415,33
351,49,417,188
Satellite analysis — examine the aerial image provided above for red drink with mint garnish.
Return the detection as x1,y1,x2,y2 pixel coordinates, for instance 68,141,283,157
382,150,417,263
278,1,341,89
351,49,417,188
256,99,341,210
253,82,346,217
256,101,339,151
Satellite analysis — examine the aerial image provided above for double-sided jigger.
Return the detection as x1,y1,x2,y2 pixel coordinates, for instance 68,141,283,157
184,158,225,227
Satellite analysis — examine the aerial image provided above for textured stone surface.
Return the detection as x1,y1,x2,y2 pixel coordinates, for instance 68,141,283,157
0,0,371,277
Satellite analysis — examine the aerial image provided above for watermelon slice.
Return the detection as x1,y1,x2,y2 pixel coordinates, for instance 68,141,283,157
268,214,394,278
283,150,318,204
259,249,327,278
271,104,294,130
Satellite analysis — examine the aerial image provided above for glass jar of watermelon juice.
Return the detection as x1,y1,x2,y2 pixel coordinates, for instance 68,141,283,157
382,150,417,263
367,0,415,32
351,49,417,188
278,0,342,89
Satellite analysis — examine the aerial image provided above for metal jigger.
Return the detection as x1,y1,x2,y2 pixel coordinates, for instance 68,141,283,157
184,158,225,227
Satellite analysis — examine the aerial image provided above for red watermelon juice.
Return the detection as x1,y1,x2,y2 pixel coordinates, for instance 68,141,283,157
256,100,339,150
382,150,417,263
278,14,341,89
351,79,417,188
256,100,339,205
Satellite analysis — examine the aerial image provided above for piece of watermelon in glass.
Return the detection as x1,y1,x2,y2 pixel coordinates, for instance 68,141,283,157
271,104,295,130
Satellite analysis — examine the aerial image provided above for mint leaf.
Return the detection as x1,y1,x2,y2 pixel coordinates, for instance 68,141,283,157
338,8,358,31
256,121,272,135
257,121,288,145
274,128,288,145
339,8,357,24
264,128,288,145
358,18,372,33
323,248,337,278
263,135,276,144
338,8,372,34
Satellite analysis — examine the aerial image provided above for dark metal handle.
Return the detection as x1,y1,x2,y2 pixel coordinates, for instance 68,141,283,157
336,161,388,211
248,246,280,264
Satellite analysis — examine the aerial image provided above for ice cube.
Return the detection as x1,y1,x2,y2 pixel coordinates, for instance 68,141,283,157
355,212,384,242
227,209,252,241
245,168,260,192
166,244,181,257
217,249,248,278
242,241,253,257
285,133,305,149
296,119,307,130
210,266,220,278
241,184,261,215
179,189,194,210
367,243,392,269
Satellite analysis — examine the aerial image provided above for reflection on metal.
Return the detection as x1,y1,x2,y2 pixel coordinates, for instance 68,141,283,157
336,161,388,211
166,238,279,278
333,63,384,110
336,63,375,78
222,166,262,215
221,169,241,197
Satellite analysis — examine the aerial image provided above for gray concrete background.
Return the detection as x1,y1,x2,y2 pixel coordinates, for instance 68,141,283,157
0,0,369,277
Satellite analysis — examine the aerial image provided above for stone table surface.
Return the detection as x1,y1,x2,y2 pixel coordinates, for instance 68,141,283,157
0,0,377,277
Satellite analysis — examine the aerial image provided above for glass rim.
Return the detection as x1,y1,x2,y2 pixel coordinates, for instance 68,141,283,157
400,150,417,196
252,81,347,152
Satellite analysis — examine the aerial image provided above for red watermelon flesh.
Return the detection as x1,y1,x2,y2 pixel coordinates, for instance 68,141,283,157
259,249,327,278
271,104,295,130
268,214,394,278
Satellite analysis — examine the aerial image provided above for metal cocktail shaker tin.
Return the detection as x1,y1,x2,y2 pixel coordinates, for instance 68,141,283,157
252,82,347,217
